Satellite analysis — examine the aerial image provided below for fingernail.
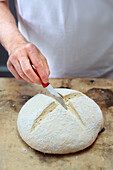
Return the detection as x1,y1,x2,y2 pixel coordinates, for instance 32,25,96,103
43,79,49,84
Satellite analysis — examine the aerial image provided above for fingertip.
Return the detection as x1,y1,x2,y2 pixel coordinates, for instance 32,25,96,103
43,78,49,84
36,82,42,85
35,79,42,85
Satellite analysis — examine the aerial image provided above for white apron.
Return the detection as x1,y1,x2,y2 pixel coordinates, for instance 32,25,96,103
3,0,113,78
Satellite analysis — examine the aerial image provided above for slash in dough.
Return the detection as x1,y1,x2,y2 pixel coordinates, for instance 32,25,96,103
17,88,104,154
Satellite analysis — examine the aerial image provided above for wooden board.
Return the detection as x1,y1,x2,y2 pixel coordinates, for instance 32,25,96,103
0,78,113,170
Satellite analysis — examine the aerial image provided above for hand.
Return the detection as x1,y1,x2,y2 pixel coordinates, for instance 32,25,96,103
7,41,50,85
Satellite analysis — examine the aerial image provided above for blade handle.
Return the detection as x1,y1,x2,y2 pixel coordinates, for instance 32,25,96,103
42,82,50,88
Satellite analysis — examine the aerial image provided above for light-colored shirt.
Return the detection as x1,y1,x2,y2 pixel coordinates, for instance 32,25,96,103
1,0,113,78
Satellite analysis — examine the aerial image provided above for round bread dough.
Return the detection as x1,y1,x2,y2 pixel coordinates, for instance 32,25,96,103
17,88,104,154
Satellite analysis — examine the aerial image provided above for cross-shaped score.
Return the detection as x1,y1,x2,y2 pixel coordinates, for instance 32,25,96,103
31,92,85,132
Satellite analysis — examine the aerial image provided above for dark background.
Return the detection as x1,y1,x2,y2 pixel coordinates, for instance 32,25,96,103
0,0,17,77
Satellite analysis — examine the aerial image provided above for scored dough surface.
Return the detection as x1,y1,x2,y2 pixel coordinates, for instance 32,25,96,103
17,88,104,154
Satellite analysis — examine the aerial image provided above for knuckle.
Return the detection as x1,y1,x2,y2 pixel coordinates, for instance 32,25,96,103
10,54,16,61
41,74,47,80
24,67,30,74
15,48,25,57
16,49,21,53
19,72,24,77
13,48,19,55
15,49,23,56
27,43,34,50
35,62,43,68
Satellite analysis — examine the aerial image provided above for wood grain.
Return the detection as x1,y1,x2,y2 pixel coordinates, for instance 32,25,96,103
0,78,113,170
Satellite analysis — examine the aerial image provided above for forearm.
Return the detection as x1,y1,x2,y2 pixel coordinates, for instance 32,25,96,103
0,1,26,54
0,2,50,84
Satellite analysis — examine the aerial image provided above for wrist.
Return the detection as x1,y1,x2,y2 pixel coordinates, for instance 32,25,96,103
6,31,27,55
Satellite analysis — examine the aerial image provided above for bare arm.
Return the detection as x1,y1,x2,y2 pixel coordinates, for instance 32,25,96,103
0,1,50,84
0,1,25,52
